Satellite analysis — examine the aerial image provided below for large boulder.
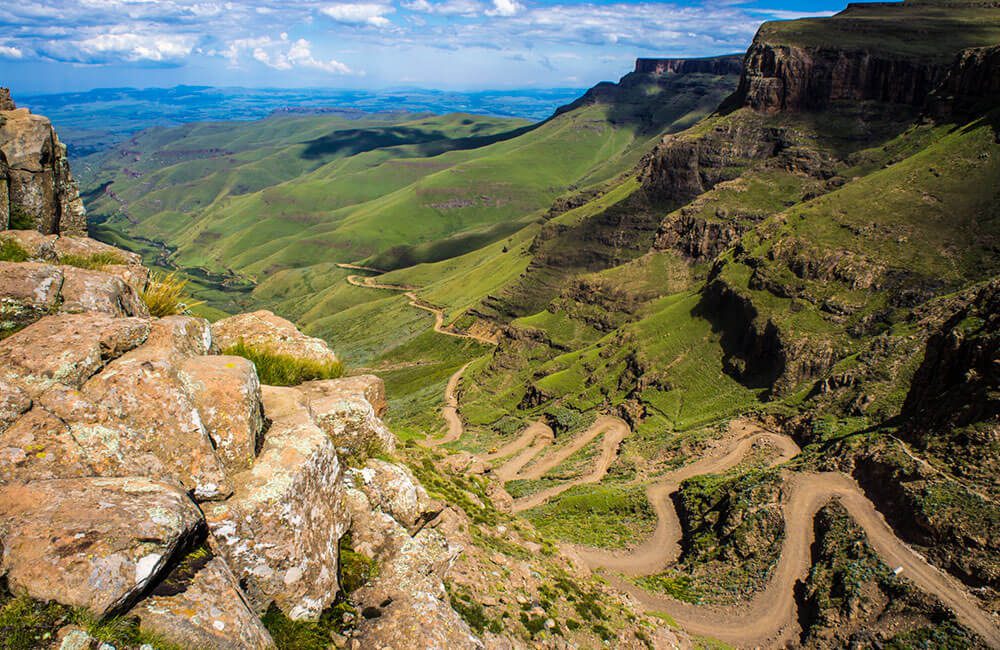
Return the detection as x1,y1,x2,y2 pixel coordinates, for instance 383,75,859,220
299,376,396,457
53,236,143,266
179,355,265,473
0,261,62,332
205,385,347,620
82,341,232,501
135,551,276,650
212,310,339,364
0,477,203,616
345,459,438,531
59,266,148,318
0,407,93,483
0,313,149,395
0,229,57,260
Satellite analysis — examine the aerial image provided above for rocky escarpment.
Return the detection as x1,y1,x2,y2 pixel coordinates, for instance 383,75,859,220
730,1,1000,114
734,41,944,112
634,55,743,76
0,89,86,236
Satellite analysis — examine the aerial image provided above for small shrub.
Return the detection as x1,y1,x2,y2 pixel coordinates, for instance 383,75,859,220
223,340,344,386
0,239,29,262
141,270,204,317
59,252,126,270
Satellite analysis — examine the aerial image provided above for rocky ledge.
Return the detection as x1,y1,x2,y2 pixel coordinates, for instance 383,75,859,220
0,230,480,649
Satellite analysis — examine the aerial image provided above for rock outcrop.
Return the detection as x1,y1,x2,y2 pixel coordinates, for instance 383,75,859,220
0,226,482,645
0,90,87,235
212,309,340,364
635,55,743,76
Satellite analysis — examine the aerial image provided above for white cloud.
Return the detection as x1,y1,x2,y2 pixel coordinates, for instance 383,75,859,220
0,45,24,59
321,3,394,27
231,34,353,74
485,0,522,17
403,0,484,16
73,32,195,62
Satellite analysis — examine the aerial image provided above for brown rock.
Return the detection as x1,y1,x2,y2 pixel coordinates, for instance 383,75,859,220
53,236,142,266
299,376,395,457
212,310,338,364
180,355,264,473
0,261,62,331
82,343,232,501
205,385,347,620
0,102,87,235
0,378,30,434
346,459,438,530
0,313,150,394
349,596,483,650
59,266,148,318
0,407,93,483
0,229,57,260
0,477,203,616
136,552,276,650
146,315,213,358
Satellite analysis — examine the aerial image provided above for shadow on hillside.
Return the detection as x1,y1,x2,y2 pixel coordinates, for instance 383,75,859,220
300,122,537,160
548,68,742,136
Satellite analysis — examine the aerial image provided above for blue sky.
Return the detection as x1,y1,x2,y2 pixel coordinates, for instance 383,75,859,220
0,0,843,93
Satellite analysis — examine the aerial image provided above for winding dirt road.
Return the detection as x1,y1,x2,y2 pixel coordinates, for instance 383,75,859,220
345,275,497,345
573,423,800,575
419,362,472,447
358,265,1000,645
467,411,1000,645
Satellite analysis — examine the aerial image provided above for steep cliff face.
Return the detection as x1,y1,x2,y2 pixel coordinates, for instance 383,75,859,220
734,42,943,112
639,118,785,205
635,55,743,76
0,89,87,236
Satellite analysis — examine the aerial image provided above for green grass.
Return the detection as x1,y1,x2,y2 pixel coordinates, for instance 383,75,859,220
0,239,30,262
141,270,203,317
0,592,182,650
222,340,344,386
261,601,356,650
522,483,656,549
59,252,127,269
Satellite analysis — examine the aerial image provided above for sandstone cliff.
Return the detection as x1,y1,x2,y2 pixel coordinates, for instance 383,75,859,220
634,55,743,76
0,89,87,236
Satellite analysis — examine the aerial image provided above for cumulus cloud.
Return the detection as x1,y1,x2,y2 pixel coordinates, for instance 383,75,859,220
0,0,835,85
485,0,523,17
228,33,353,74
321,3,394,27
74,32,195,62
0,45,25,59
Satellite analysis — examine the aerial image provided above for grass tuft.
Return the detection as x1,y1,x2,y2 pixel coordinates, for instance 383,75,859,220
0,240,30,263
223,339,344,386
141,270,204,317
59,252,127,270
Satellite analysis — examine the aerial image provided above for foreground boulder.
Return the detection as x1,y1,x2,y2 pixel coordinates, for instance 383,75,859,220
180,355,265,473
212,309,340,364
0,477,203,616
300,375,396,457
135,551,276,649
205,385,347,620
